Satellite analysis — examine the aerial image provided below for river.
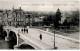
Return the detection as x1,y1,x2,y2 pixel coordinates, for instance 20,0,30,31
0,37,35,49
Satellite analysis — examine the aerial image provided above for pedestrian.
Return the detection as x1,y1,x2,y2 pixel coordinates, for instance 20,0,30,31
21,28,23,33
25,28,27,33
24,28,25,33
40,34,42,40
27,28,28,33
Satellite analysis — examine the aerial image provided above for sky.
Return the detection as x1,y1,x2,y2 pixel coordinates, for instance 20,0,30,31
0,0,79,12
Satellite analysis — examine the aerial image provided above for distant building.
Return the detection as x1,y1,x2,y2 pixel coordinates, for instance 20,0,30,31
0,7,26,27
66,17,72,23
60,13,66,24
64,12,72,23
25,14,44,26
12,7,26,27
32,16,44,26
1,10,9,26
25,14,32,26
1,6,44,26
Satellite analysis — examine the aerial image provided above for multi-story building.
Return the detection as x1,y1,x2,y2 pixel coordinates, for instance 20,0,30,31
1,6,44,27
1,7,27,27
11,7,26,27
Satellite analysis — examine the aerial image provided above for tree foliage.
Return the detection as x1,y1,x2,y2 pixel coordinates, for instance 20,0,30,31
43,8,62,29
62,9,79,26
71,10,79,25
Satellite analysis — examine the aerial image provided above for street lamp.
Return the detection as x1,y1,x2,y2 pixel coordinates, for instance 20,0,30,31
53,30,57,49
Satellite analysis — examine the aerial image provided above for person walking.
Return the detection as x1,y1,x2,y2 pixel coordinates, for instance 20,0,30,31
21,28,23,33
25,28,28,33
24,28,25,33
40,34,42,40
27,28,28,33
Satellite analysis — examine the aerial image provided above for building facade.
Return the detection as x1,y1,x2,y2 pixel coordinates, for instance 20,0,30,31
1,7,44,27
1,7,27,27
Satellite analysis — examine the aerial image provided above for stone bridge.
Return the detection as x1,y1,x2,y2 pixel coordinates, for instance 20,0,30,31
3,26,53,50
3,26,80,50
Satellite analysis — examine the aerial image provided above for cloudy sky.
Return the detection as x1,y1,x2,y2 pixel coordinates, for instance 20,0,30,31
0,0,79,12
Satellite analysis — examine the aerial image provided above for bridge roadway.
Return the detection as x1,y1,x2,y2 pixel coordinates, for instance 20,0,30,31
3,26,80,50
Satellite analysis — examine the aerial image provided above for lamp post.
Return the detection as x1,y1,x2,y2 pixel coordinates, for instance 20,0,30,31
53,30,57,49
54,31,55,48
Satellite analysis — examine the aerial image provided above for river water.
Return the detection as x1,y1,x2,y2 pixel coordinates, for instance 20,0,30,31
0,38,9,49
0,38,35,49
0,38,14,49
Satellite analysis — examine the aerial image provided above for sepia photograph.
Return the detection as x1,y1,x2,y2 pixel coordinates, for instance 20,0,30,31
0,0,79,50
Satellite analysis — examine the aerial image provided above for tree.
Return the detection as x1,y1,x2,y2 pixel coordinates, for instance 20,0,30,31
43,8,62,27
56,8,61,21
71,10,79,25
54,8,62,29
63,19,67,26
43,15,54,26
43,17,48,26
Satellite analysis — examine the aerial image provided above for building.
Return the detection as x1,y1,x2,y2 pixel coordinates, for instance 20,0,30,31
60,13,66,24
31,16,44,26
0,7,26,27
1,6,44,27
12,7,26,27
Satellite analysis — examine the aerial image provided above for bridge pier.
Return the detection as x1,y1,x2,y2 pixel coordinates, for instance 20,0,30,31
14,45,19,49
5,29,10,41
14,33,20,49
14,42,25,49
5,37,9,41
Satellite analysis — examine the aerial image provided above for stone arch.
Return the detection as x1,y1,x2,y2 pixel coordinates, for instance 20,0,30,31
18,42,39,50
26,43,39,50
8,31,17,49
19,44,35,49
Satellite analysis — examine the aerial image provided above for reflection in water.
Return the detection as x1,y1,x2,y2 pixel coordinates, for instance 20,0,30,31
0,39,35,49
